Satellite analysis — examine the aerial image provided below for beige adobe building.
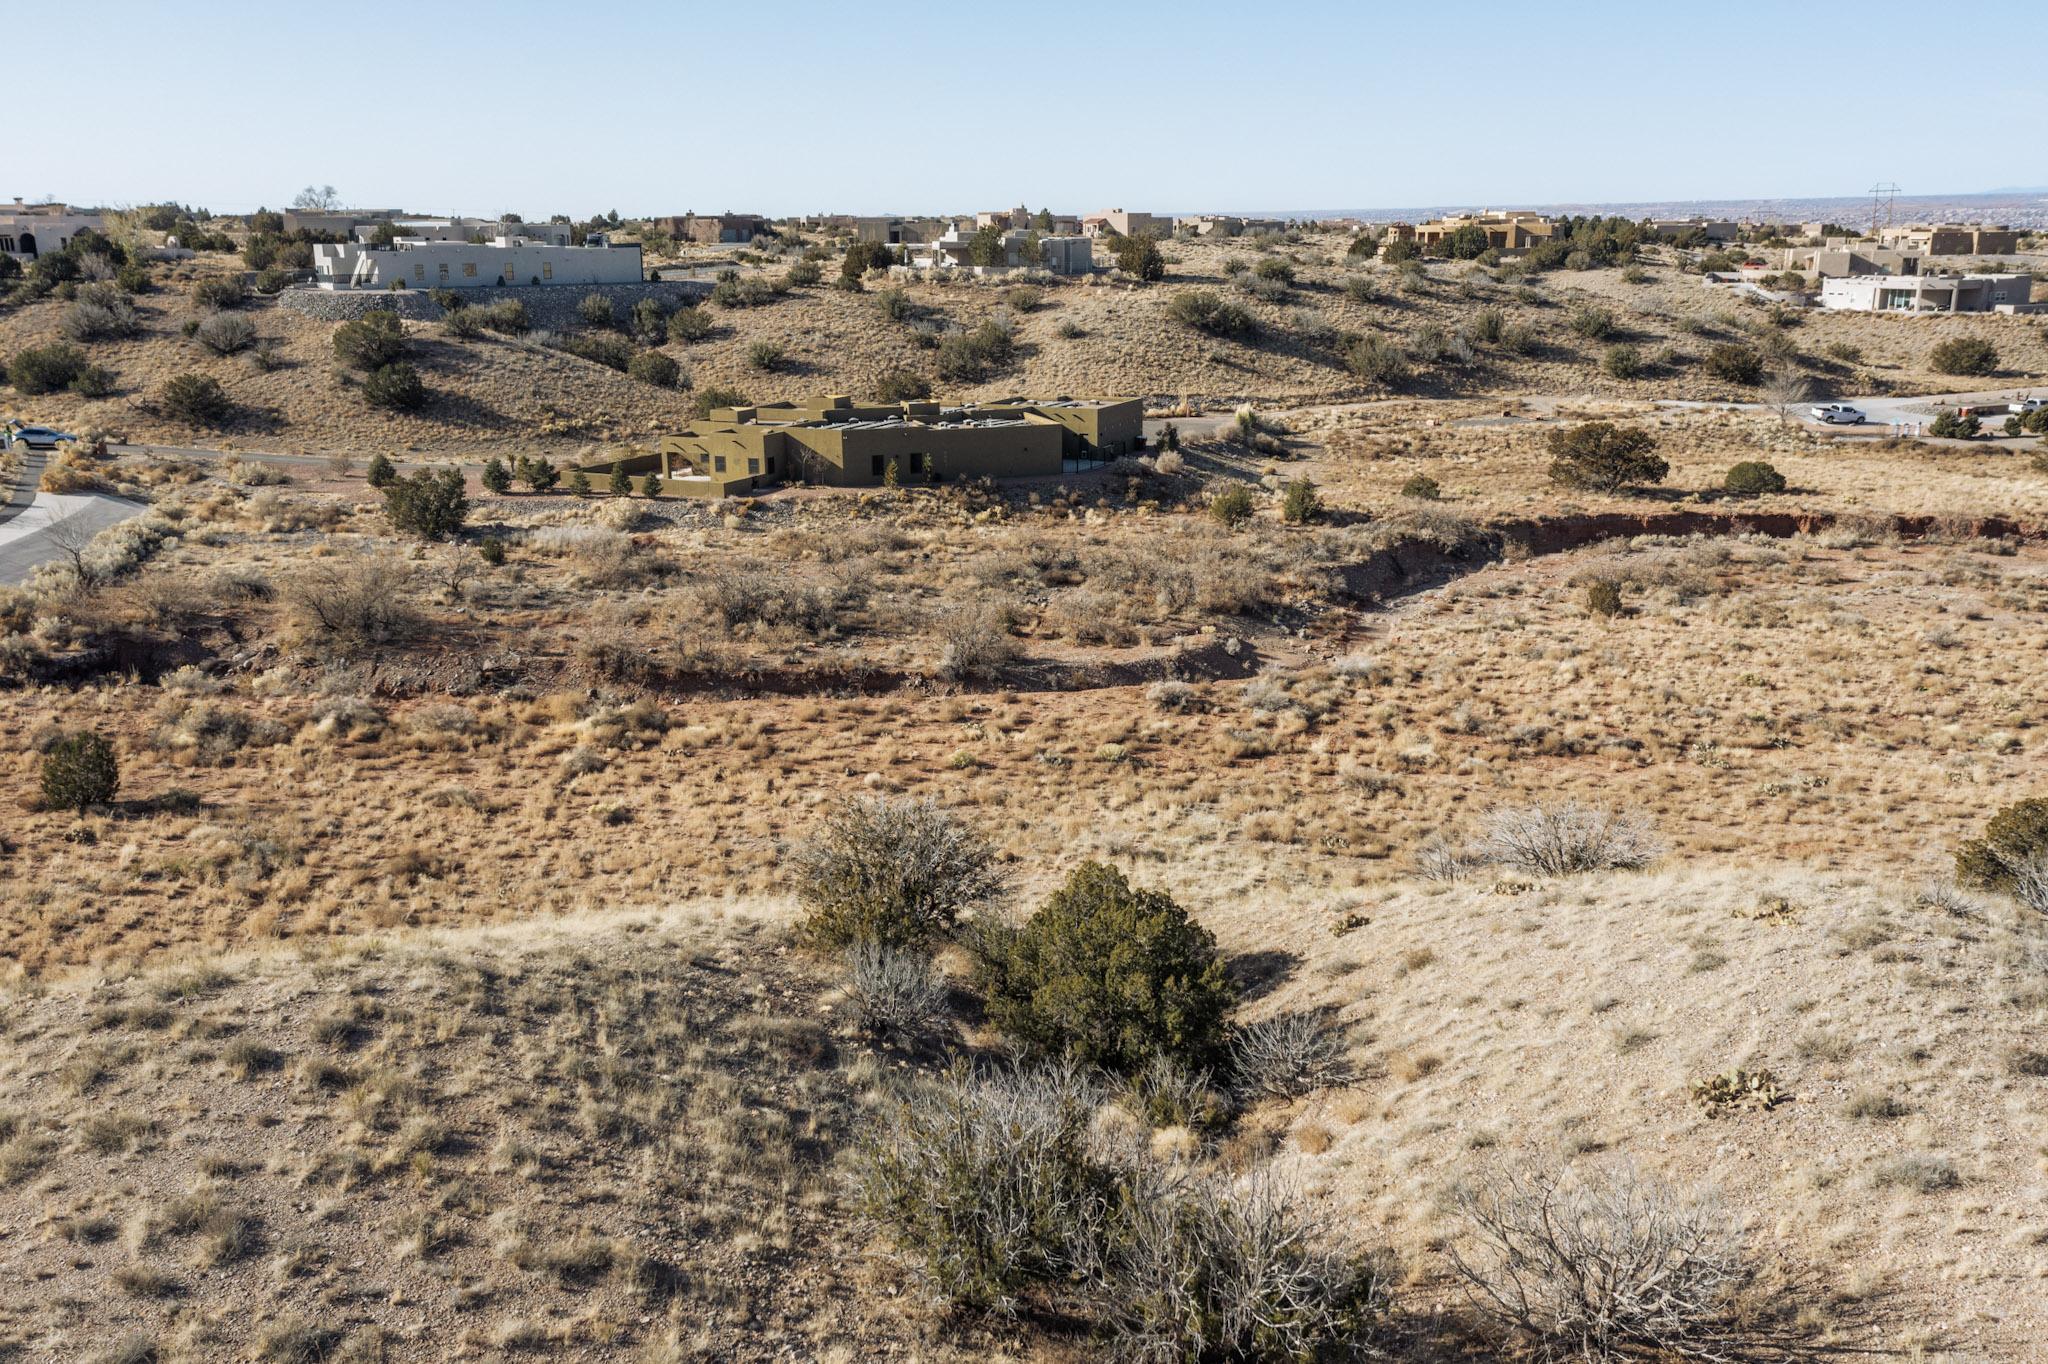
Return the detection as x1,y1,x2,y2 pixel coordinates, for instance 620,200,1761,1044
574,394,1147,498
1081,209,1166,238
1410,211,1556,253
0,200,108,263
1878,224,2022,256
653,212,770,244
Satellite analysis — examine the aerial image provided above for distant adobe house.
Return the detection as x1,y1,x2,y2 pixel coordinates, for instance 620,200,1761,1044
1878,224,2022,256
572,394,1147,498
1411,210,1555,254
0,200,107,263
654,212,771,244
904,225,1094,276
311,231,641,289
1081,209,1166,239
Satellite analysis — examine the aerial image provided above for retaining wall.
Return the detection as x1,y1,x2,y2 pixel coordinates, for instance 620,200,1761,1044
276,280,711,329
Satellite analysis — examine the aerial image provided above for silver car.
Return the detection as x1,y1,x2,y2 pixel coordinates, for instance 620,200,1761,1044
4,425,79,449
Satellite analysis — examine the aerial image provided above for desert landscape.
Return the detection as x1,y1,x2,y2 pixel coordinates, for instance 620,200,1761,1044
7,26,2048,1361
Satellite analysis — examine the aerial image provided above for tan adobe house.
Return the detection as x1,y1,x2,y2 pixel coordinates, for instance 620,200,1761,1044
573,395,1146,498
1410,211,1555,253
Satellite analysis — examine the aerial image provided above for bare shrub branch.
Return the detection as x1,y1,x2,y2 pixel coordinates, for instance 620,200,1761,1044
1229,1012,1355,1101
1448,1159,1747,1360
1475,802,1662,876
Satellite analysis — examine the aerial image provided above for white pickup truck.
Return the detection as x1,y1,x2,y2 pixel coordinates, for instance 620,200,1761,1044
1809,404,1866,425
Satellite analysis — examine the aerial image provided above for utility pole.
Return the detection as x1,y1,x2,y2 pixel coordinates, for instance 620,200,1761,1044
1868,181,1900,236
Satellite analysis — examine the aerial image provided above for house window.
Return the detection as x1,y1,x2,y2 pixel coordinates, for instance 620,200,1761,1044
748,458,760,474
413,264,425,282
462,262,477,278
542,261,553,280
870,455,886,477
438,263,449,282
714,456,727,472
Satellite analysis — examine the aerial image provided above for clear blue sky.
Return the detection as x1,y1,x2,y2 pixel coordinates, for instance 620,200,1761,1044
21,0,2044,219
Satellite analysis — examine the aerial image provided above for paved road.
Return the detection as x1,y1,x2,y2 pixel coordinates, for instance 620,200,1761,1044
1143,387,2044,450
0,450,150,587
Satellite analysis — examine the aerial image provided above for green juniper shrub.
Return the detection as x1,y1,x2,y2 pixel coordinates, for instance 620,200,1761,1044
1705,342,1764,385
566,469,591,496
555,334,632,371
640,471,663,497
361,361,427,412
2008,416,2025,438
516,455,560,493
380,466,468,540
1929,337,1998,377
1114,233,1166,282
791,796,1008,950
971,861,1237,1076
935,321,1013,382
70,364,117,399
1567,304,1615,340
160,373,232,426
576,292,616,328
665,306,712,343
1280,478,1323,524
1400,473,1441,500
608,461,632,496
1724,460,1786,495
1343,335,1410,388
873,368,931,403
332,310,407,370
41,731,119,814
190,277,247,311
1586,580,1623,617
1209,485,1256,528
1601,343,1643,379
472,299,529,334
746,340,786,372
1929,410,1980,439
691,386,748,420
479,455,512,495
1546,421,1666,492
478,537,506,566
8,343,88,395
1167,290,1255,337
874,288,916,323
626,349,680,388
365,452,397,489
784,259,822,287
1955,798,2048,896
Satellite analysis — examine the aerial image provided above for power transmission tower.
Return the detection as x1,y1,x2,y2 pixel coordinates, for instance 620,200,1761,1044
1868,182,1900,235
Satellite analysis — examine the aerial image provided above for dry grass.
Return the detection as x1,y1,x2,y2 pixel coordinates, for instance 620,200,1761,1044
5,269,2048,1358
0,908,962,1361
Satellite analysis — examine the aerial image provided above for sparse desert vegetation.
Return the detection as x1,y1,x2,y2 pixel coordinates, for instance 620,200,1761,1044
8,128,2048,1362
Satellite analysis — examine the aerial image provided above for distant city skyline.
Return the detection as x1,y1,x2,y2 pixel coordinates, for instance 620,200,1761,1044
19,0,2045,220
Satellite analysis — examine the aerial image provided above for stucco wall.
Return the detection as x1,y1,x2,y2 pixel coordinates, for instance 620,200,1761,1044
313,241,642,290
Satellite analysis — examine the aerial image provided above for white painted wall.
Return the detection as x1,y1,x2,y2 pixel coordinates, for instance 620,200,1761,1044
312,237,642,289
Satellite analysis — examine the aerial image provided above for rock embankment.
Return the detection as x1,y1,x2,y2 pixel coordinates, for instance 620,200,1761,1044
277,280,710,329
